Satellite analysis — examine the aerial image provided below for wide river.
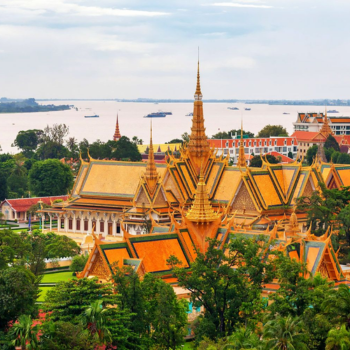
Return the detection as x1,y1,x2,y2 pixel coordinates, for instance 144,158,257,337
1,101,350,154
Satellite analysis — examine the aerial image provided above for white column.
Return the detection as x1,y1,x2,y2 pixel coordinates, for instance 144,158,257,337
65,215,68,233
95,213,100,234
88,212,92,234
104,213,108,236
49,214,52,231
57,215,61,232
72,212,76,233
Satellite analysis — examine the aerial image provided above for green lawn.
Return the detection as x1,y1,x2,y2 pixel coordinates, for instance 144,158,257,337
38,286,53,302
41,271,75,284
183,342,194,349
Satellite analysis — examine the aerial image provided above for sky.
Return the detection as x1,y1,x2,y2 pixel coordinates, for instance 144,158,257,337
1,0,350,99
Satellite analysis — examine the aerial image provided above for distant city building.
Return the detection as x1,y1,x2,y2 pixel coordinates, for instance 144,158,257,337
292,114,350,160
293,112,350,135
209,136,297,163
139,137,297,165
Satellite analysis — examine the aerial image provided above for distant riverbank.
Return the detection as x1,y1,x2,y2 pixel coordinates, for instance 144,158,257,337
0,98,71,114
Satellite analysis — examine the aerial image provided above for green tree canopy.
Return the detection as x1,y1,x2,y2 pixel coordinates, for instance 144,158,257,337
306,144,318,165
14,129,43,158
0,267,39,331
324,134,340,152
70,254,89,273
249,154,280,168
257,125,288,137
28,159,73,196
167,236,277,342
111,136,142,161
211,129,254,139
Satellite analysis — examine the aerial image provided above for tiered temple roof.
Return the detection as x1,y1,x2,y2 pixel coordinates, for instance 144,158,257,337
53,62,350,288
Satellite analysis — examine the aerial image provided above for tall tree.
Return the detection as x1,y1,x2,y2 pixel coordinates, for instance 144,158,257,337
14,129,43,158
250,154,279,168
111,136,142,161
0,170,8,201
306,144,318,165
0,267,39,331
82,300,112,345
28,159,73,196
257,125,288,137
43,278,116,323
167,236,277,342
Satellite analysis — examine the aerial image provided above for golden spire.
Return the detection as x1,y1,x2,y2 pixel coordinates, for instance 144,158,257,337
320,107,333,137
195,59,202,100
113,114,122,141
237,119,247,167
186,165,220,223
187,57,210,174
144,120,158,193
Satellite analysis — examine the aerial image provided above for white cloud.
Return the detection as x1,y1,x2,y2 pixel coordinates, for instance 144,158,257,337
209,2,273,8
204,57,257,70
0,0,169,17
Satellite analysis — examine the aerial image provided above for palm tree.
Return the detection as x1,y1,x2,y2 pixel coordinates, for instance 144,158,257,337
326,325,350,350
9,314,38,350
263,315,308,350
11,160,27,177
222,327,261,349
82,300,111,344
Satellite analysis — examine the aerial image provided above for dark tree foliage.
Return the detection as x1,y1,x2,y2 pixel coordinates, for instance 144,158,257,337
111,136,142,161
28,159,73,196
35,141,69,160
111,266,188,349
0,170,8,201
0,267,39,331
267,256,334,349
306,144,318,165
39,321,98,350
324,134,340,152
0,154,14,163
168,236,277,342
43,278,117,323
69,254,89,273
14,129,43,157
166,138,183,144
211,129,254,139
297,182,350,236
249,154,280,168
257,125,288,138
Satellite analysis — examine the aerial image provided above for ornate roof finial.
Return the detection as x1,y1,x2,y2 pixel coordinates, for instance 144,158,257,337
186,161,220,223
144,119,158,193
237,118,247,168
320,106,333,137
113,113,122,141
187,55,211,174
195,48,202,101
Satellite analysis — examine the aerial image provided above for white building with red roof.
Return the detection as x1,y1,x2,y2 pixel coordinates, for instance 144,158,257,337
208,136,297,164
0,196,68,222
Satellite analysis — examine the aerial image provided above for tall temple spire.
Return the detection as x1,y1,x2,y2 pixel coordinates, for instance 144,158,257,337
186,165,220,223
113,114,122,141
237,119,247,167
320,108,333,137
144,120,158,193
187,58,211,174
